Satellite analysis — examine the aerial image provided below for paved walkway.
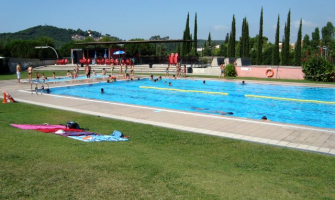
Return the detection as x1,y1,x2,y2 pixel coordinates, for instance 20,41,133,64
2,77,335,156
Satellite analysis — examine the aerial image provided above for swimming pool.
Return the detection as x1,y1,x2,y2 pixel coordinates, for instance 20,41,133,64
50,79,335,129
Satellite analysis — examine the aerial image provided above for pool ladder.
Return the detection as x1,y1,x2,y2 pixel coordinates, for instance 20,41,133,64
31,81,49,95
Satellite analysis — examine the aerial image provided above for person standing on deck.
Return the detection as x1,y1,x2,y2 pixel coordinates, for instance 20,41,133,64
27,64,33,83
16,63,22,83
219,63,225,78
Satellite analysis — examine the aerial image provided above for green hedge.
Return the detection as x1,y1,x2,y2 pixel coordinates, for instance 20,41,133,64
225,64,237,77
302,55,335,82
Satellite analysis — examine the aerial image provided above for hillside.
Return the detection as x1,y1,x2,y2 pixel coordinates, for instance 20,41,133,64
0,25,224,49
0,25,101,47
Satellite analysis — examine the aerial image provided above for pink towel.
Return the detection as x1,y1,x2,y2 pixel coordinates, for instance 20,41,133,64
11,124,66,130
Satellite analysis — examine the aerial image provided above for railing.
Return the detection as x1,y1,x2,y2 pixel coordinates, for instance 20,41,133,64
31,80,50,95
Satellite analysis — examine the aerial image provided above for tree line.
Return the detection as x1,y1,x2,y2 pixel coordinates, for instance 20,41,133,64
181,9,335,66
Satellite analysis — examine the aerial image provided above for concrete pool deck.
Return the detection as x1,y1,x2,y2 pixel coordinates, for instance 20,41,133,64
1,77,335,156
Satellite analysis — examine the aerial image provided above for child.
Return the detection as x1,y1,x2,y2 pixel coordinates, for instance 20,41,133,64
101,68,107,76
67,70,72,78
42,73,46,83
36,72,40,81
111,63,114,75
183,65,187,78
74,68,79,78
53,72,56,79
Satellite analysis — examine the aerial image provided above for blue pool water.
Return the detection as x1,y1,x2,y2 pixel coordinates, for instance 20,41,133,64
50,79,335,129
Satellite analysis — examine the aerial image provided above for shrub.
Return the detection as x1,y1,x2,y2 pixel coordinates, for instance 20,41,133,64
225,64,237,77
302,55,335,82
199,57,208,64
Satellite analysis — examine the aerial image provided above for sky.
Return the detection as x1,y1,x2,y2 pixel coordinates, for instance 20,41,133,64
1,0,335,44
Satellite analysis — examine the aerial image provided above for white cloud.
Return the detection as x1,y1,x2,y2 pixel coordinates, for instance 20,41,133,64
213,25,229,31
293,19,317,28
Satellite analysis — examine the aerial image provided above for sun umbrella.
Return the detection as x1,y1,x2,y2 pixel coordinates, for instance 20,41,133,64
104,50,107,58
113,51,125,65
93,51,97,65
113,50,125,55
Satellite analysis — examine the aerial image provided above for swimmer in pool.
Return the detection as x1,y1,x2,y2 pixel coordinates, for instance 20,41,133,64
213,111,234,115
101,88,104,93
261,116,270,121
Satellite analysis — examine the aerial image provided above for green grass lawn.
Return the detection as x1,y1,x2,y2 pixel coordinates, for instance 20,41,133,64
1,102,334,199
0,71,70,81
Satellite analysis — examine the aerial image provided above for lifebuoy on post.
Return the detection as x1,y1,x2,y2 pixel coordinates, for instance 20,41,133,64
266,68,274,78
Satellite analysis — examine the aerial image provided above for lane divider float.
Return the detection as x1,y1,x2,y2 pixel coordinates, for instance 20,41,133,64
245,94,335,104
139,86,228,96
139,86,334,105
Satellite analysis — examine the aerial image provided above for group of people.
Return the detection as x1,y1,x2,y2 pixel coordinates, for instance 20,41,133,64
165,63,187,78
17,63,46,83
117,63,135,80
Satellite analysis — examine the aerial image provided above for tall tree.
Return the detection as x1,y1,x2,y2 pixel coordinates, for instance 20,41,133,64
303,34,311,48
321,22,334,46
311,27,320,48
272,15,280,65
224,33,229,44
207,32,212,47
240,17,250,57
182,12,191,56
240,20,245,57
302,34,311,56
294,19,302,66
193,12,198,55
228,15,236,57
281,10,291,65
257,8,263,64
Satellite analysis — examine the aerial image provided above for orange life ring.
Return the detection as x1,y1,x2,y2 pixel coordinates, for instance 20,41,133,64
266,68,274,78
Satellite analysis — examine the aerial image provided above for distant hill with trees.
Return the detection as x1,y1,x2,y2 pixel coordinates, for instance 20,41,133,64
0,25,102,47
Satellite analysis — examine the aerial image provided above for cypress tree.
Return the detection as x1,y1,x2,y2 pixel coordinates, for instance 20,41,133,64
272,15,280,65
228,32,232,57
240,19,245,57
207,32,212,47
257,8,263,64
245,20,250,57
311,27,320,48
182,12,191,56
193,13,198,55
282,10,291,65
224,33,229,44
228,15,236,57
294,19,302,66
303,34,311,51
240,17,250,57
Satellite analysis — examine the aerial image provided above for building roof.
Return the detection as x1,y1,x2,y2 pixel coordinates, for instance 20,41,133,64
77,39,194,45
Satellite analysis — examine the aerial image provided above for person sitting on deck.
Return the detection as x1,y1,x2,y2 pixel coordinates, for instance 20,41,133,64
67,70,72,78
101,68,107,76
